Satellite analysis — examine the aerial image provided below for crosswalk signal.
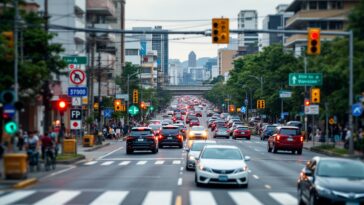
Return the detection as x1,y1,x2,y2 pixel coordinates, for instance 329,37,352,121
212,18,229,44
311,88,320,103
307,28,321,55
132,89,138,104
114,99,122,111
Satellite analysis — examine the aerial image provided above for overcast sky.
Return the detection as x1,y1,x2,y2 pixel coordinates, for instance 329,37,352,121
125,0,293,61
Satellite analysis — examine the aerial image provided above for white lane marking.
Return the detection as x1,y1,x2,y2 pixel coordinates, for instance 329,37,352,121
119,161,131,166
248,169,252,173
229,192,263,205
253,175,260,179
254,149,260,152
269,193,298,205
265,184,272,189
137,161,147,165
97,147,123,160
101,161,114,166
142,191,172,205
190,191,217,205
180,167,184,171
84,161,98,165
34,190,81,205
178,177,183,186
173,160,181,164
98,157,183,161
45,166,76,178
0,191,35,205
155,160,165,165
89,191,129,205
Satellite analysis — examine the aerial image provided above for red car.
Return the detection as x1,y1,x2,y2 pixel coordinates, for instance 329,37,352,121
267,126,303,155
232,126,251,140
189,119,200,127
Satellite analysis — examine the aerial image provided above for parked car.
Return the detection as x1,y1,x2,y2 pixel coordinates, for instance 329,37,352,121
297,157,364,205
126,127,158,154
232,126,251,140
267,126,303,154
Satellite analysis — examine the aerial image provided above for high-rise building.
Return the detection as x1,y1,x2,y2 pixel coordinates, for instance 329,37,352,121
188,51,197,67
237,10,258,54
152,26,169,82
218,49,238,76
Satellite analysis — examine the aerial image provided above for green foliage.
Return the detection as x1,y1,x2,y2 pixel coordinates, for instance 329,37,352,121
210,75,224,84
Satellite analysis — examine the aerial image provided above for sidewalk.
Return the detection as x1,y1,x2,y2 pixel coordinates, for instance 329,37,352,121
0,140,111,190
303,139,363,159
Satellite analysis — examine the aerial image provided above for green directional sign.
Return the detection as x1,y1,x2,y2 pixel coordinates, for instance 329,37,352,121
289,73,322,86
63,56,88,64
4,121,18,135
128,105,140,116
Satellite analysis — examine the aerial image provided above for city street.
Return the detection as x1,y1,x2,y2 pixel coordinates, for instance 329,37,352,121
0,111,326,205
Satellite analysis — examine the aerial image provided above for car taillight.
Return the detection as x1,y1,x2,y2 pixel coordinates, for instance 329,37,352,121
159,135,164,140
127,136,134,141
177,135,183,140
300,136,304,142
276,135,281,141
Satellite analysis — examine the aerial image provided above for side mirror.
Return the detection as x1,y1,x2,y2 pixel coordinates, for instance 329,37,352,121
244,156,251,161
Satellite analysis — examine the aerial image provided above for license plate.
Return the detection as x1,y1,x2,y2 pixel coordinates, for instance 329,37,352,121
218,175,228,182
138,139,144,142
241,132,245,134
168,137,172,140
346,203,359,205
287,138,293,141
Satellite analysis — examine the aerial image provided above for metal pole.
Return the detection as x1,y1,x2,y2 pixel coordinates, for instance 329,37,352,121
304,55,308,141
325,102,329,144
348,30,354,155
14,0,19,124
97,51,102,141
127,74,130,125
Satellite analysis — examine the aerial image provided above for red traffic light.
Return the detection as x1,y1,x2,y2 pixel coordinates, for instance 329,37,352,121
311,32,319,40
304,99,310,106
57,99,67,113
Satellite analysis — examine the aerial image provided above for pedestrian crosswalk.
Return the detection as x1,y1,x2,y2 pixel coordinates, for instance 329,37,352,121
82,159,184,167
0,190,297,205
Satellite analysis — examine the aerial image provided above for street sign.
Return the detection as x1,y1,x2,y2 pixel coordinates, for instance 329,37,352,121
70,120,82,130
352,103,363,117
68,87,88,97
240,106,246,113
72,97,82,106
63,56,87,64
104,108,113,118
70,109,82,120
3,104,16,118
4,121,18,135
305,105,319,115
116,94,129,101
69,69,86,85
128,105,140,116
279,90,292,98
289,73,322,86
68,64,86,71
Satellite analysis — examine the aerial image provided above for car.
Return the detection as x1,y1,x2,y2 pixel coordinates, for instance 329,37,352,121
148,124,162,136
260,124,277,140
297,157,364,205
126,127,158,154
186,114,198,124
158,125,183,148
213,127,230,139
286,121,303,131
211,120,225,131
189,119,200,127
148,120,161,125
232,126,251,140
195,110,203,117
188,126,208,140
231,121,244,129
267,126,304,154
173,112,184,122
185,140,216,171
161,119,173,126
174,123,187,140
195,145,250,187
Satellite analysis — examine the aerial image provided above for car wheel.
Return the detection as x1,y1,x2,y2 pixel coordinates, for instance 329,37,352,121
267,144,272,152
273,144,278,153
195,174,202,187
291,150,296,154
126,149,133,154
297,149,303,155
247,137,251,140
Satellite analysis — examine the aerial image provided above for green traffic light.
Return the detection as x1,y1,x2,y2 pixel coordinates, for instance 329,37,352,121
4,121,18,135
149,106,154,112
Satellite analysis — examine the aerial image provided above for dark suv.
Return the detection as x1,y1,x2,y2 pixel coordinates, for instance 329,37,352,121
158,125,183,148
186,114,197,124
126,127,158,154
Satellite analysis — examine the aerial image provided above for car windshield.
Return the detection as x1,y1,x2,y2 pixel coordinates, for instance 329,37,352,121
218,127,228,131
201,148,242,160
280,128,300,136
191,126,204,131
317,160,364,179
162,127,179,135
267,126,276,131
191,143,208,151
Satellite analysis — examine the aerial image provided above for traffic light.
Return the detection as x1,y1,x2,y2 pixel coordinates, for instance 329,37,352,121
57,99,67,115
257,100,265,109
311,88,320,103
141,101,146,110
0,90,15,105
212,18,229,44
304,99,310,106
1,31,14,60
114,99,122,111
307,28,321,55
133,89,138,104
229,105,235,112
149,105,155,112
261,100,265,109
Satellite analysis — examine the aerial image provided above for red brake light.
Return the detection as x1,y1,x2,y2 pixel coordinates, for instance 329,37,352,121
138,128,145,131
276,135,281,141
300,136,304,142
127,136,134,140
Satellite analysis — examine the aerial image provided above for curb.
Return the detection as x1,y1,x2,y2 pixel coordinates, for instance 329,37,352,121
13,178,38,189
306,147,364,159
84,142,110,152
57,155,86,165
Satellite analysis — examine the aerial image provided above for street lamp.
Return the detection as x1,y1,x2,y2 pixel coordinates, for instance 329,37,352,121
127,71,140,124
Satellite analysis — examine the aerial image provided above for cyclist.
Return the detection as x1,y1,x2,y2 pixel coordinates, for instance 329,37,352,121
41,132,56,170
25,131,40,171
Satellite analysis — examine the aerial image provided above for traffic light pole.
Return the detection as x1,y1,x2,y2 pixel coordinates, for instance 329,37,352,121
127,71,139,125
13,0,19,124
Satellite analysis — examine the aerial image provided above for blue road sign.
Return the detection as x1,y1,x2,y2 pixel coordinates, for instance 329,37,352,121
68,87,88,97
352,103,363,117
3,104,16,118
104,108,113,118
240,106,246,113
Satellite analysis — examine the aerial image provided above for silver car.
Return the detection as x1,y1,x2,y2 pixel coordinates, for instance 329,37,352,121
186,140,216,171
195,145,250,187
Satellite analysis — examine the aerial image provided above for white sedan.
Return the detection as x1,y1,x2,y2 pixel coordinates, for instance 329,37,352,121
195,145,250,188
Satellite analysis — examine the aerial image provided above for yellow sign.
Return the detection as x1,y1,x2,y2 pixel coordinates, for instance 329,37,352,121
329,117,335,125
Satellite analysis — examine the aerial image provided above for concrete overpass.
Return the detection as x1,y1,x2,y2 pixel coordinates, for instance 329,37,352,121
161,85,213,96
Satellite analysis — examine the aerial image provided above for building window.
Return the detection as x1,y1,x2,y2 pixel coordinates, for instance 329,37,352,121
300,2,308,10
309,1,317,10
245,17,252,21
318,1,327,10
329,21,343,30
125,49,138,56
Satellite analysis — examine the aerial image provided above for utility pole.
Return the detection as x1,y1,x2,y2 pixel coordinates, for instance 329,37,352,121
88,23,95,134
13,0,19,124
304,55,308,142
97,51,102,143
43,0,50,134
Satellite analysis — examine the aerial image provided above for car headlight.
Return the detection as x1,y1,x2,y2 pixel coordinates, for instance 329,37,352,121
202,131,207,137
316,185,332,195
234,165,248,173
198,164,212,172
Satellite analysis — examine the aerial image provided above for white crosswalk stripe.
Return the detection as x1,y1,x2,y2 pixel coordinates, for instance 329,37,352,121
229,192,263,205
0,191,35,205
269,192,297,205
142,191,172,205
190,191,217,205
101,161,114,166
137,161,147,165
119,161,131,166
33,190,81,205
84,161,98,165
89,191,129,205
155,160,165,165
172,160,181,164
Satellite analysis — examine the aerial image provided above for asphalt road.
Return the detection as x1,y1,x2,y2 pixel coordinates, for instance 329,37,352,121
0,108,325,205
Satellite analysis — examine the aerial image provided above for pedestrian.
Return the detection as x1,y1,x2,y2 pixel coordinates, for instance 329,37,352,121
315,128,321,142
344,128,352,149
17,131,25,151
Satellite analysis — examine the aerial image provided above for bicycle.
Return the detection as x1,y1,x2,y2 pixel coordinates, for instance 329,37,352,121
44,147,56,171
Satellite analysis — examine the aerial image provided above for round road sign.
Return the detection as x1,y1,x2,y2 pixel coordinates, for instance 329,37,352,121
70,69,86,85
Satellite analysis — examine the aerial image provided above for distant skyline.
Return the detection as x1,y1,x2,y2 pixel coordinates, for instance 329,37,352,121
125,0,293,61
